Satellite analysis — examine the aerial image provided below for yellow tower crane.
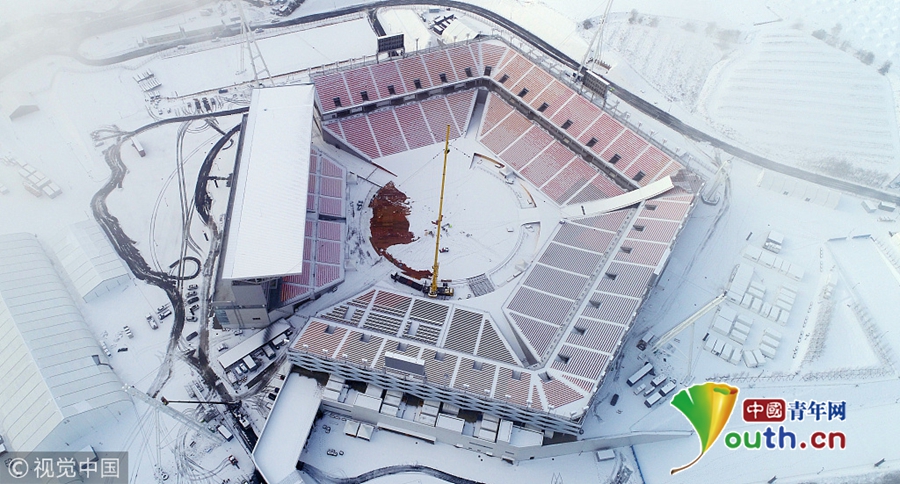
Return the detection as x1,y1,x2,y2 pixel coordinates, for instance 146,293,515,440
428,125,454,298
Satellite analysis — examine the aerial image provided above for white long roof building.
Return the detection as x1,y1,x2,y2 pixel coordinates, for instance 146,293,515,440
221,84,316,281
0,233,132,452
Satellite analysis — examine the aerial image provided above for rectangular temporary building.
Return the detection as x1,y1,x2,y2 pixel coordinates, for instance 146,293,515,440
53,220,130,302
0,233,131,452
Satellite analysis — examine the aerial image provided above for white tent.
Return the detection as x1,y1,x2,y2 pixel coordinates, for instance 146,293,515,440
0,233,131,452
53,220,130,302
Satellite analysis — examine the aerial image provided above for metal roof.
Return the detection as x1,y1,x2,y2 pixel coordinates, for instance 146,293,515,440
217,320,291,370
0,233,129,452
221,85,315,281
52,220,130,300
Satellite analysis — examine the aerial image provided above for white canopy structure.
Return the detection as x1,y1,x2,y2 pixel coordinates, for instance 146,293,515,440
252,374,322,484
53,220,130,302
0,233,131,452
221,85,315,281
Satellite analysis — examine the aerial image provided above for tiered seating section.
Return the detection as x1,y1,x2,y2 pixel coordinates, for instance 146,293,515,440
478,93,626,206
314,43,488,113
505,210,634,361
323,89,477,160
314,39,681,196
551,189,696,380
279,149,347,305
297,41,698,418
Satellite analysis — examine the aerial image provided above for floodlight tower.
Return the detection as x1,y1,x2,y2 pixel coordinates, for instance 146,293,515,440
428,125,454,298
579,0,615,76
236,0,273,86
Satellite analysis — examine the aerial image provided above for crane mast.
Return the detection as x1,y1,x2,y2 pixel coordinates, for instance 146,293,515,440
428,125,454,298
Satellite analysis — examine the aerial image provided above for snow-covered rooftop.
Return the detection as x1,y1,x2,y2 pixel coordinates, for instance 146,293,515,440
252,374,321,484
221,84,315,281
52,220,130,301
0,233,130,452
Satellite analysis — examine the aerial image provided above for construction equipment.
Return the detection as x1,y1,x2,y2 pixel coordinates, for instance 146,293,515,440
428,125,454,298
651,293,726,353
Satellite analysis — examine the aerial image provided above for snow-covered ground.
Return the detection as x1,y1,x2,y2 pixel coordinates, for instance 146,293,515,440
1,0,900,482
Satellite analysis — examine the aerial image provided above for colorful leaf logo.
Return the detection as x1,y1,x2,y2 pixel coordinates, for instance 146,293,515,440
669,382,739,474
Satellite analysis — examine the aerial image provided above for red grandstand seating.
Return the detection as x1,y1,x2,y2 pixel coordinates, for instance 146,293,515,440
318,197,343,217
446,45,478,80
614,239,668,267
541,378,585,408
339,116,380,159
315,73,352,111
421,50,458,85
316,264,342,287
577,113,625,155
528,80,575,118
344,67,379,105
479,43,510,73
550,95,602,137
419,96,461,141
551,345,610,380
541,159,596,205
520,142,575,187
566,318,626,355
319,177,342,198
317,220,342,241
509,67,552,103
321,157,343,177
653,160,683,182
493,53,532,87
498,125,553,170
566,172,626,204
624,145,670,181
509,313,558,357
317,240,342,265
627,218,681,243
479,93,513,136
446,90,477,135
597,262,655,298
396,56,433,92
600,130,649,169
641,199,690,221
281,283,310,302
394,103,435,149
368,109,408,156
480,109,531,155
369,62,407,98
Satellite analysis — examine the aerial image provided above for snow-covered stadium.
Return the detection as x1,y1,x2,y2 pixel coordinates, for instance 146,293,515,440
211,38,705,442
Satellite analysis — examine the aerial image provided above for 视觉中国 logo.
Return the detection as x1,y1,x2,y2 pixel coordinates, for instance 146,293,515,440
669,382,847,474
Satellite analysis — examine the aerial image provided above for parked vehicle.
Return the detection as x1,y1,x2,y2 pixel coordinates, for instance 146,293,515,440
123,326,133,338
185,331,198,341
189,304,200,313
186,296,199,305
217,343,229,352
146,314,159,330
188,284,198,290
186,316,197,323
217,425,234,441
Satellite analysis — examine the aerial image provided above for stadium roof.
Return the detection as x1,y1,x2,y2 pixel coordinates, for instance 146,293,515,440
221,84,315,281
52,220,130,300
0,233,129,452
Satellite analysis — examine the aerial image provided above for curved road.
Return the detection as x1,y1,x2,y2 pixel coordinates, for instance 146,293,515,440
74,1,900,205
91,109,247,399
302,462,486,484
